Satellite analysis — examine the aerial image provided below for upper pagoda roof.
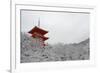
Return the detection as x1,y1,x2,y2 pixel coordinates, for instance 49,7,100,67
28,26,48,35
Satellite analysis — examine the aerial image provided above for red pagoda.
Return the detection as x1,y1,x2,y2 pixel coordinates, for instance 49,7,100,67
28,23,49,47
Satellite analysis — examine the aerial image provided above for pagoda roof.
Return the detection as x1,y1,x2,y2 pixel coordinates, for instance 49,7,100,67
28,26,48,35
32,33,49,41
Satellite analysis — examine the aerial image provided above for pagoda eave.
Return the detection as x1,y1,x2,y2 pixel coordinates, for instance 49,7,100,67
28,26,48,35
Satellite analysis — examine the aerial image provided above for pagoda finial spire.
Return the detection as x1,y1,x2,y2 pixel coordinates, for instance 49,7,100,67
38,18,40,27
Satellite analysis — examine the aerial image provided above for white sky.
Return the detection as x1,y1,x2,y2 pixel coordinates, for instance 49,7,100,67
21,10,90,44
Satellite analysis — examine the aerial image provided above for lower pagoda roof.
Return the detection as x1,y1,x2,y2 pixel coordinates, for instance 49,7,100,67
31,33,49,41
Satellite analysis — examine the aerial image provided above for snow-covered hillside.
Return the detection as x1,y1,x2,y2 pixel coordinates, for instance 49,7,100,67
21,32,89,63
